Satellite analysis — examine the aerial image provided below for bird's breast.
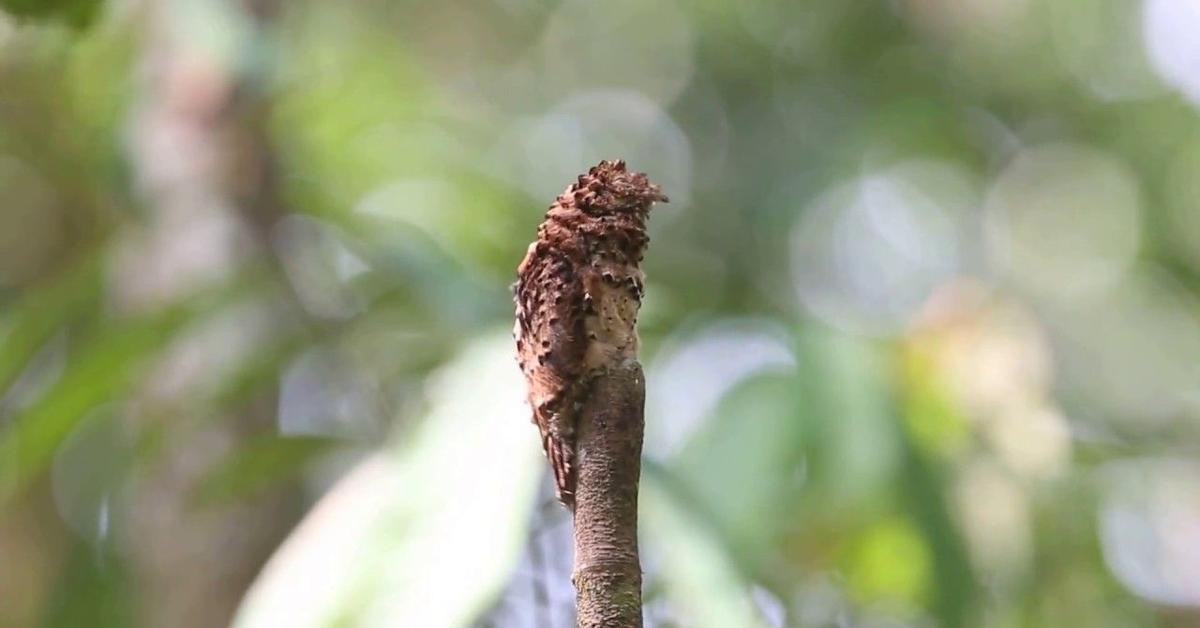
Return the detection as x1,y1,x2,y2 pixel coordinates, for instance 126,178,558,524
583,275,641,371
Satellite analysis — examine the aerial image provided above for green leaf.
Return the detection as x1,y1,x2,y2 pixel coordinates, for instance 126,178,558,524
843,515,931,604
642,461,769,628
192,435,339,507
0,253,103,399
233,332,542,628
794,326,901,509
39,541,135,628
0,295,218,505
672,373,803,561
896,417,978,628
0,0,105,29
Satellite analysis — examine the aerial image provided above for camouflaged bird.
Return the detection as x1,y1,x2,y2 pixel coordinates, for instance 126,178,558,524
514,160,667,509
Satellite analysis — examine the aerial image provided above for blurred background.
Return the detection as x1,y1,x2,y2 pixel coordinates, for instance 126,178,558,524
2,0,1200,626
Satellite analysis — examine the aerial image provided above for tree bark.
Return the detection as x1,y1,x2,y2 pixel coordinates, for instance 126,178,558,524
572,363,645,628
121,2,302,627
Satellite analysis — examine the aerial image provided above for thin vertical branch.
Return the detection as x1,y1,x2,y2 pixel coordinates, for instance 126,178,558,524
572,363,645,628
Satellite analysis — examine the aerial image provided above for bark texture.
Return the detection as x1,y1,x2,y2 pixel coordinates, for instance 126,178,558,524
572,363,645,628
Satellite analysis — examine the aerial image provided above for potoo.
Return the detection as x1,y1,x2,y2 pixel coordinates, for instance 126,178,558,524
514,160,667,509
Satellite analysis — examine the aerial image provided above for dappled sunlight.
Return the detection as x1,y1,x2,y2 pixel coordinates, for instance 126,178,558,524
791,160,974,336
983,144,1143,301
1100,459,1200,607
1,0,1199,625
1143,0,1200,106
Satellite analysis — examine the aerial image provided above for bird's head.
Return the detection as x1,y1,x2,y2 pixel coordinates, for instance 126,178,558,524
565,159,668,216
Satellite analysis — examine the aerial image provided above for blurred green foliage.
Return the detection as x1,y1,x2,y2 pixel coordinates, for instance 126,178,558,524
0,0,102,29
2,0,1200,627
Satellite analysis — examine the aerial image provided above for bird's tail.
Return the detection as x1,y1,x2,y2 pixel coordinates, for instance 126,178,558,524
536,411,576,511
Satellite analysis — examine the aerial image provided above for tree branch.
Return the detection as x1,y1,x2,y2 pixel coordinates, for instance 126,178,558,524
572,362,645,628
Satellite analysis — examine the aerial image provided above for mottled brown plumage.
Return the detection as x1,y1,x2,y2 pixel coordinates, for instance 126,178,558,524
514,159,666,509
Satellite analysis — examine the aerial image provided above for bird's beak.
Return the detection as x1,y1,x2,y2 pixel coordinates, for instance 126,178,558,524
650,186,669,203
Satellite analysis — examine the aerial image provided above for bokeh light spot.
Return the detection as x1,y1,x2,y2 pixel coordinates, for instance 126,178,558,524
984,144,1142,301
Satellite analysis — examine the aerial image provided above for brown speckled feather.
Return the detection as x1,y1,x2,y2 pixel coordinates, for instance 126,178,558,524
514,159,666,509
515,240,587,505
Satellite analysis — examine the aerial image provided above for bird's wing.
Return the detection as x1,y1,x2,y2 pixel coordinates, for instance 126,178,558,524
515,240,587,507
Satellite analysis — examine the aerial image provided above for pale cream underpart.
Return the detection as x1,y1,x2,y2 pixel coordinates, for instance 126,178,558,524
584,268,643,372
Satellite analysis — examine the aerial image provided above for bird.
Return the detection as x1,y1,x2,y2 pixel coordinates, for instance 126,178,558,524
513,159,667,510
